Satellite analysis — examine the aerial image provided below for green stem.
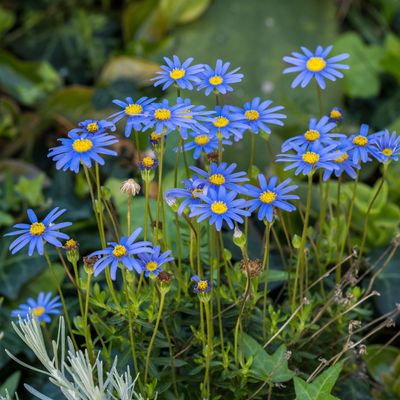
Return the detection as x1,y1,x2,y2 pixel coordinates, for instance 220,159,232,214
144,177,150,241
203,300,213,399
248,133,255,175
127,194,131,236
262,222,272,339
155,130,166,244
83,271,95,363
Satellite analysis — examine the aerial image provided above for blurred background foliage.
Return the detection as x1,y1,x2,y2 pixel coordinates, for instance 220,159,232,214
1,0,400,398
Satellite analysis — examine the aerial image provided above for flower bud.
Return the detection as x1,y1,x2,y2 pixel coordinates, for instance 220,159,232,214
233,227,247,248
83,255,98,275
64,239,79,265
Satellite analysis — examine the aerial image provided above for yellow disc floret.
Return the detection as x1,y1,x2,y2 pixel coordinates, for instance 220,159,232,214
211,201,228,215
113,245,127,257
142,157,155,168
302,151,320,164
32,306,45,317
213,116,229,128
382,148,393,156
72,138,93,153
30,222,45,236
86,122,99,133
192,188,203,198
304,129,320,141
209,174,226,185
353,135,368,147
245,110,260,121
125,103,143,115
154,108,171,121
330,110,342,119
306,57,327,72
209,75,223,85
334,152,349,163
170,69,186,80
194,135,210,145
145,261,158,271
150,132,162,142
197,280,208,291
259,191,277,204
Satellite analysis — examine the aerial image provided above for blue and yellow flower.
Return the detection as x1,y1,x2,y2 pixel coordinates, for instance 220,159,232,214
189,186,250,231
190,162,249,193
151,55,204,90
371,130,400,163
276,142,340,175
197,59,243,96
138,155,159,171
110,96,156,137
138,245,174,277
283,45,349,89
328,106,344,123
4,208,71,256
191,275,212,293
281,116,343,152
207,105,249,141
69,119,116,136
89,228,152,280
322,144,360,181
245,175,299,222
348,124,383,164
231,97,286,134
182,131,231,159
11,292,62,323
48,132,118,173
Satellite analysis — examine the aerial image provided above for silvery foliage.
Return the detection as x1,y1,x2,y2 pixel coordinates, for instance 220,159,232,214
3,316,154,400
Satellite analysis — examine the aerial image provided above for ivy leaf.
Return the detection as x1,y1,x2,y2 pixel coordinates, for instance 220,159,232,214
294,362,344,400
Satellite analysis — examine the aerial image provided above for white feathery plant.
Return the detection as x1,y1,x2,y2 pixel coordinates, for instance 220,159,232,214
4,316,153,400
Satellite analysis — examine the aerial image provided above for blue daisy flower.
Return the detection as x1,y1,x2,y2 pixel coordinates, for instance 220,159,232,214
138,155,159,171
322,144,361,181
281,116,344,152
151,55,204,90
207,105,249,142
11,292,62,323
69,119,116,136
197,59,243,96
138,245,174,277
4,207,72,256
230,97,287,134
245,175,299,222
110,96,156,137
182,131,231,159
283,45,349,89
328,106,344,123
165,175,206,215
190,162,249,194
348,124,383,164
371,130,400,163
189,186,250,231
89,228,152,280
276,142,340,176
48,132,118,174
191,275,212,293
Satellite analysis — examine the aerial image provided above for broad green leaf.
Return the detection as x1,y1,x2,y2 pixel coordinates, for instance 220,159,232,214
381,33,400,82
364,345,400,382
15,174,45,207
160,0,210,25
0,371,20,397
352,180,388,215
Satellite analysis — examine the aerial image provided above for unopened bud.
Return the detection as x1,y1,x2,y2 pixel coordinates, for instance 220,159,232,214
64,239,79,264
233,227,247,248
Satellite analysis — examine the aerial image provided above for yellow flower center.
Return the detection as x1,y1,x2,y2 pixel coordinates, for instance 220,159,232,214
32,306,45,317
197,280,208,291
259,191,276,204
334,152,349,163
330,110,342,119
30,222,45,236
65,239,78,249
169,68,186,79
245,110,260,121
302,151,320,164
142,157,155,168
112,245,127,257
145,261,158,271
353,135,368,147
304,129,320,141
150,132,161,142
306,57,327,72
154,108,171,121
213,116,229,128
125,103,143,116
72,138,93,153
194,135,210,145
211,201,228,214
382,148,393,156
209,75,223,85
86,122,99,132
209,173,226,185
192,188,203,198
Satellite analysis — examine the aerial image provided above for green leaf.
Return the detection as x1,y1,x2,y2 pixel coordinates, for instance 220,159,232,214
364,345,400,383
0,6,15,36
0,371,20,397
352,180,388,215
160,0,210,25
15,174,45,207
381,33,400,82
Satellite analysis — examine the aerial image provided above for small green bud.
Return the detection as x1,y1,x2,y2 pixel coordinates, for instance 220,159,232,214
292,234,301,249
233,227,247,248
64,239,79,264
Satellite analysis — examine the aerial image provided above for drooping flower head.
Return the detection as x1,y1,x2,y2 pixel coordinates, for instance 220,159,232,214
328,106,344,124
182,131,231,160
206,105,249,142
89,228,152,280
231,98,287,134
276,142,340,176
151,55,204,90
138,245,174,277
197,59,243,96
191,275,212,294
69,119,116,136
371,130,400,163
348,124,383,164
4,208,71,256
283,45,349,89
281,116,344,152
245,175,299,222
189,186,250,231
190,162,249,194
11,292,62,323
48,132,118,173
110,97,156,137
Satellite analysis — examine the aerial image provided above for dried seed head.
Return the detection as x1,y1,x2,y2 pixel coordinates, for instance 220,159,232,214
83,255,99,274
157,271,173,284
348,320,362,334
64,239,79,251
120,178,141,196
240,258,263,278
385,318,395,328
206,152,219,162
358,345,367,355
285,351,292,361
